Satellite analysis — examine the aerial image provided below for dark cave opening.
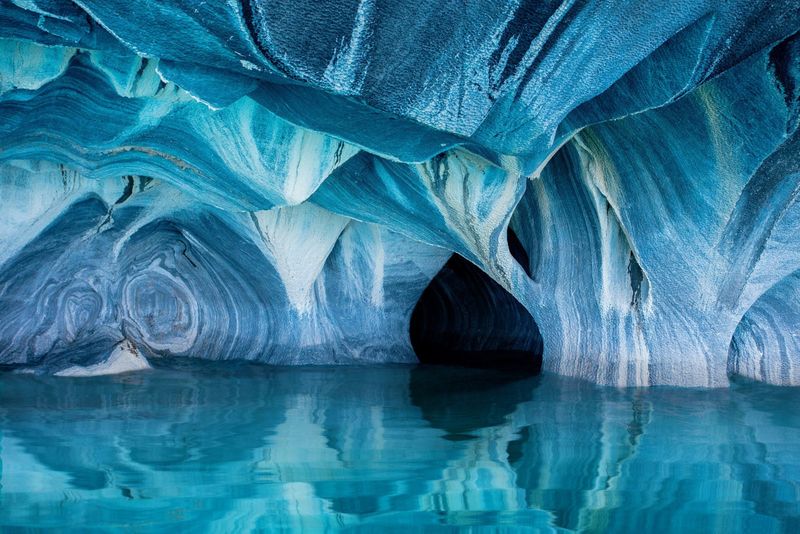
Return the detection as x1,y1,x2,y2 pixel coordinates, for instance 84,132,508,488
409,229,543,373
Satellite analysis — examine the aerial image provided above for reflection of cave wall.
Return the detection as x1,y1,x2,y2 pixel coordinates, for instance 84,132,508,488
409,365,537,439
409,230,543,371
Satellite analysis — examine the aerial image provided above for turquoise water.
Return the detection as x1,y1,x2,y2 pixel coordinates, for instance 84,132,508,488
0,362,799,532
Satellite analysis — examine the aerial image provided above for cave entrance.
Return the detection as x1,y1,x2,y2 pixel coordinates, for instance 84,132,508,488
409,229,543,374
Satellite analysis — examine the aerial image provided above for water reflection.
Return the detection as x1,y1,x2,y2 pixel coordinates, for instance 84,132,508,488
0,362,799,532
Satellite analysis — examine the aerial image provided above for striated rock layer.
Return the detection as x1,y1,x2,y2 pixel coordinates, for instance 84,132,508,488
0,1,799,385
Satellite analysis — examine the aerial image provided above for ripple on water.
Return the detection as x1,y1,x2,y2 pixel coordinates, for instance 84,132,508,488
0,363,798,532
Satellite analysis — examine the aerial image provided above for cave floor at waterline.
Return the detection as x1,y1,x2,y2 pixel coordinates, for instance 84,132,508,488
0,362,798,533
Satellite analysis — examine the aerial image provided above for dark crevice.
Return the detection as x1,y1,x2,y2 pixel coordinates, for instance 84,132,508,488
134,57,149,80
628,251,645,308
507,227,531,277
114,176,135,205
768,31,800,131
410,251,543,373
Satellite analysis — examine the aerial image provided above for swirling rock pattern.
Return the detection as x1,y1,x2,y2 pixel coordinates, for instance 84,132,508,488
0,162,448,373
0,1,798,385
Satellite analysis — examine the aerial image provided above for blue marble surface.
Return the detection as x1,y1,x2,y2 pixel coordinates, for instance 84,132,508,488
0,1,799,385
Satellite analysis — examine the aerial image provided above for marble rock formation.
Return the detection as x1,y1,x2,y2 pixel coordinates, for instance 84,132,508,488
0,1,798,385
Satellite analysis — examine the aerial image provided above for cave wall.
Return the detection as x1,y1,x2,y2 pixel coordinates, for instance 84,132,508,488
0,1,798,385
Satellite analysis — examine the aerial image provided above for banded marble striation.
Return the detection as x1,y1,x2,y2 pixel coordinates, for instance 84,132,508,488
0,1,798,385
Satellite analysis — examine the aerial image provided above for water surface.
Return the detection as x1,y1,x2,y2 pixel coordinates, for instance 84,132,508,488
0,362,798,532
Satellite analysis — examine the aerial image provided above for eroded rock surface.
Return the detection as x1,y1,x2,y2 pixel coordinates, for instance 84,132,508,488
0,1,798,385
